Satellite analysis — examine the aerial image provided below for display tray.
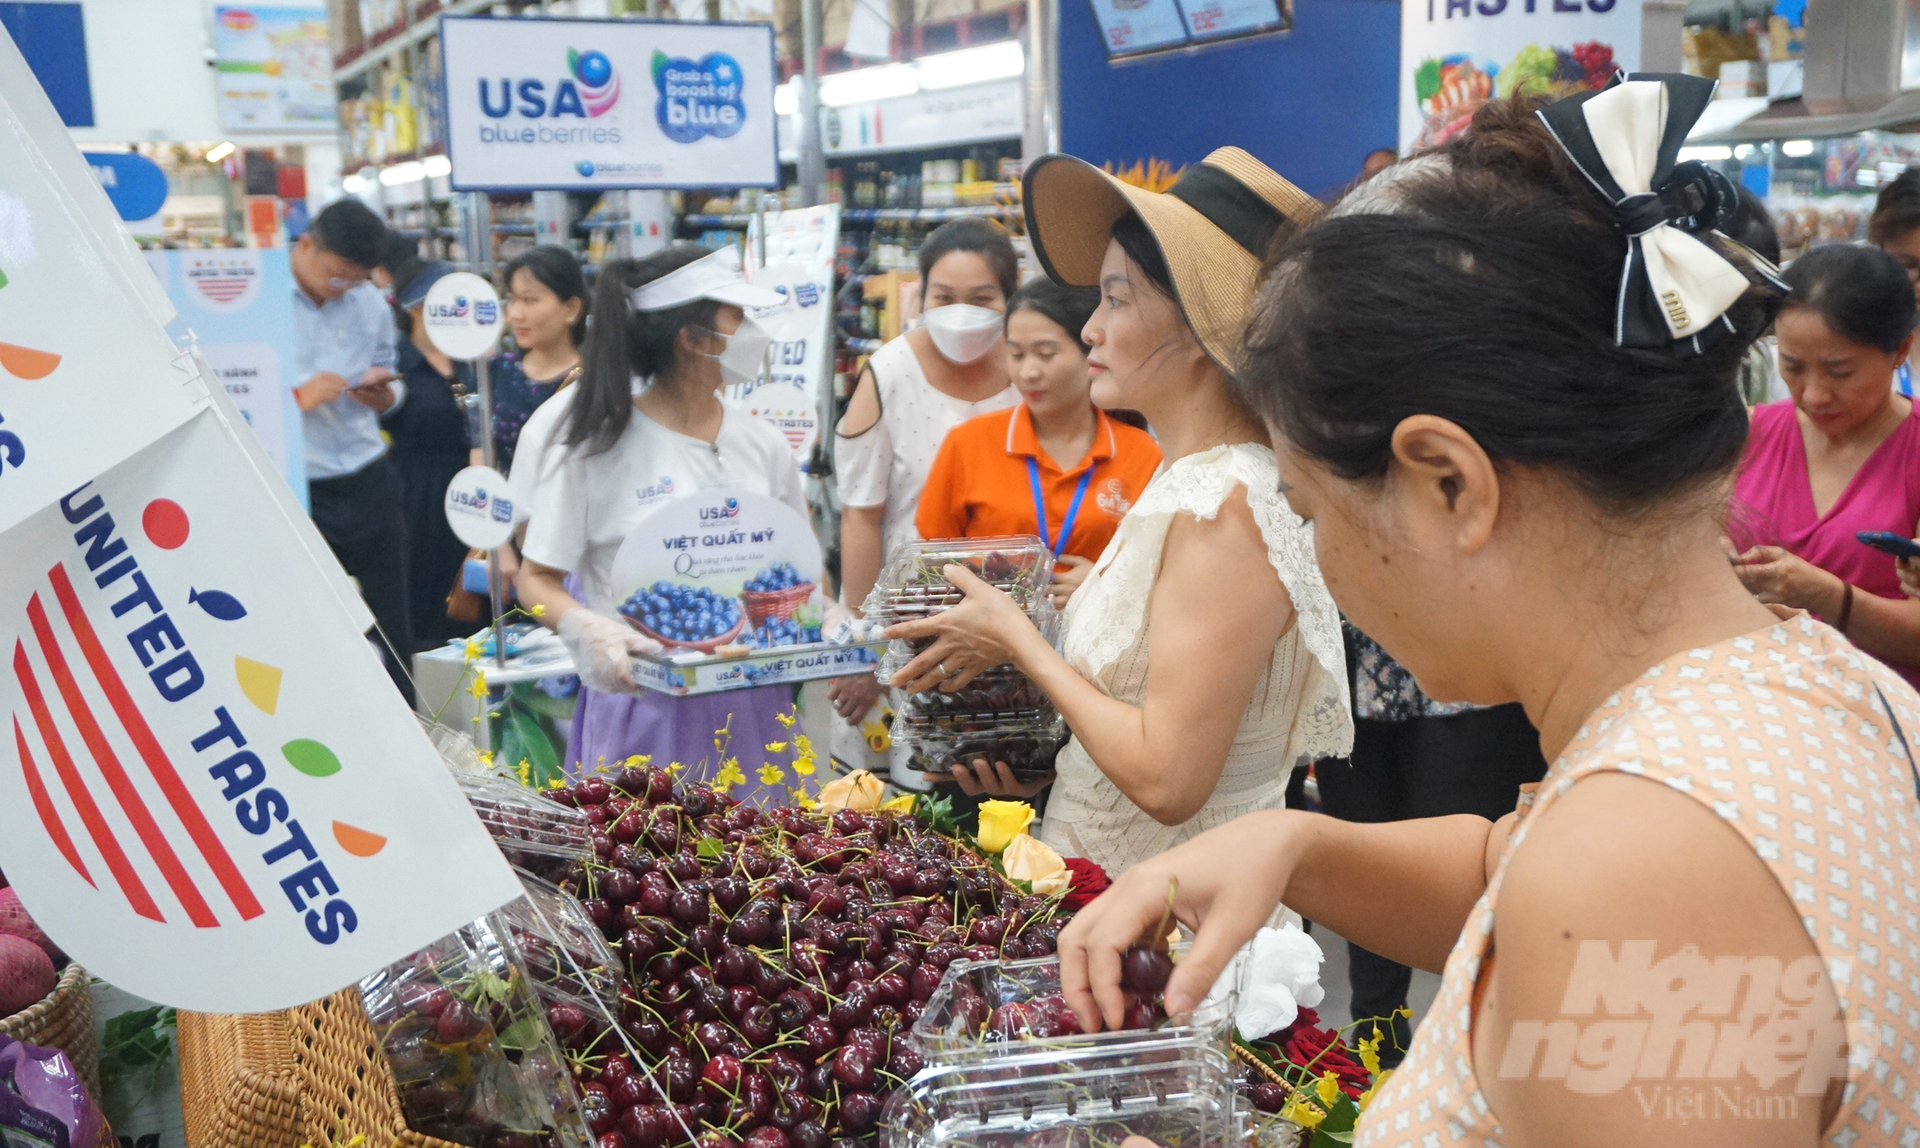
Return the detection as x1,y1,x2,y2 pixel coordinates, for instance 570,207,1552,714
628,637,886,695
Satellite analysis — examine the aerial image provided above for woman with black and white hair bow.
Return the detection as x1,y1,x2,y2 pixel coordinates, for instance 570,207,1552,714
1062,78,1920,1146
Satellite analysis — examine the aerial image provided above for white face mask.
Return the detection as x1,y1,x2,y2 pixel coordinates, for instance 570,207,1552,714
922,304,1005,364
703,317,773,387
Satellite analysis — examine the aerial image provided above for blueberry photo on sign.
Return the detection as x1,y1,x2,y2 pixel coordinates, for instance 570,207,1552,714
652,50,748,143
619,580,745,648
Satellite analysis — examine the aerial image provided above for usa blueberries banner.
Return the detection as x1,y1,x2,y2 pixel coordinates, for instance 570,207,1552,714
0,32,523,1011
439,14,778,191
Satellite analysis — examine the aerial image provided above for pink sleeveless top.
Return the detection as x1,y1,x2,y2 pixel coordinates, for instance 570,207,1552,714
1356,611,1920,1148
1731,400,1920,689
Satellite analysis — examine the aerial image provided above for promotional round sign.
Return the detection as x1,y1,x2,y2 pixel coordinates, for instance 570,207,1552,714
422,271,504,361
443,465,517,550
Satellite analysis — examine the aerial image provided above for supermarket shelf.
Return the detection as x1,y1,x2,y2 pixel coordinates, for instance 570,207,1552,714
680,205,1018,229
843,337,883,354
492,223,535,235
334,0,492,85
394,227,461,239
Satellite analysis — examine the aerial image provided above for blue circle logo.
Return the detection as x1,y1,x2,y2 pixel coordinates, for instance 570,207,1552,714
576,160,596,177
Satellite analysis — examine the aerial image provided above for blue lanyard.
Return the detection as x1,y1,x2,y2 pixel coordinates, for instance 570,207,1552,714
1029,456,1096,558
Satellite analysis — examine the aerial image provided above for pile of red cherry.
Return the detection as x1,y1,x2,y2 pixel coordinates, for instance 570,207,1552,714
535,766,1067,1148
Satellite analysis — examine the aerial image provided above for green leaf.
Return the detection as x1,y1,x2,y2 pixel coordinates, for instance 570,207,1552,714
504,701,561,786
281,738,342,777
1311,1131,1355,1146
498,1013,545,1051
696,836,725,860
475,969,512,1004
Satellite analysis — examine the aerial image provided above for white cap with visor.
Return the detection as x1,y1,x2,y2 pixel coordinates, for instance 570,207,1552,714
630,246,786,312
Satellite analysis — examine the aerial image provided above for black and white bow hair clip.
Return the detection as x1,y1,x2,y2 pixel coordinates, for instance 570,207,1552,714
1537,72,1788,355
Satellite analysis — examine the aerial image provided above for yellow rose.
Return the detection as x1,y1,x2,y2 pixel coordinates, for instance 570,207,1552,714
975,800,1036,853
1000,833,1068,894
879,793,916,814
816,768,885,811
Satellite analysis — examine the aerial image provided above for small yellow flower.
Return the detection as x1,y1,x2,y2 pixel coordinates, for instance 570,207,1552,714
879,793,916,815
791,734,817,775
713,760,747,794
625,754,652,767
547,778,566,789
1357,1068,1392,1113
765,741,789,754
1279,1092,1325,1129
776,710,797,729
667,761,685,776
530,604,546,617
790,787,817,810
1394,1006,1412,1020
760,763,786,786
463,638,483,664
1315,1071,1341,1109
467,671,489,699
344,1136,368,1148
476,750,495,767
975,800,1036,853
817,768,885,811
1358,1026,1382,1077
1001,833,1069,894
517,759,532,785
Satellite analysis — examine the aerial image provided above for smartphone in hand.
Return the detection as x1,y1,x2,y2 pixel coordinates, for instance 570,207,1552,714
1857,531,1920,561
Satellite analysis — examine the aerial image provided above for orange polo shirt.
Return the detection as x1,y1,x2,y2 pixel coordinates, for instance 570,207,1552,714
915,404,1162,563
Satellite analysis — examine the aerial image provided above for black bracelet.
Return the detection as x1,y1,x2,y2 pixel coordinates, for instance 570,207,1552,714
1839,582,1855,634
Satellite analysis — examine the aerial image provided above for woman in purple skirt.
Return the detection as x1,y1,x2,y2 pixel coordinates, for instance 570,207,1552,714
518,244,808,803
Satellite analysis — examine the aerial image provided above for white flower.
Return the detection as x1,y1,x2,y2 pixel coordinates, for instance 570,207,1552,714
1212,923,1326,1040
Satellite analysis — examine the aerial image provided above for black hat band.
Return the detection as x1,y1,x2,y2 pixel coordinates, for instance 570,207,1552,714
1168,163,1286,258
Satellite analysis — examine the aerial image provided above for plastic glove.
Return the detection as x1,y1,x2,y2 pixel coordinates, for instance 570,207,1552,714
557,608,662,695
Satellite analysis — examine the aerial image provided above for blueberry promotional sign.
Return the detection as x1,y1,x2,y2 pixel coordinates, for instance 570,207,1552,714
143,249,307,502
726,205,842,464
86,152,168,223
444,465,516,551
439,15,777,191
0,29,522,1011
1399,0,1638,150
422,271,504,361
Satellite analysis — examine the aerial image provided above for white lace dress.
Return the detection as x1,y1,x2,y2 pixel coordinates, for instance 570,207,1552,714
1037,443,1353,876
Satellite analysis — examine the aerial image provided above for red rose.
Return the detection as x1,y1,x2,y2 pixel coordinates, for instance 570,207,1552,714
1060,857,1110,911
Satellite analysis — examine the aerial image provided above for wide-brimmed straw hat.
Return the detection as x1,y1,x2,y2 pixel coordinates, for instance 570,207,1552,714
1022,147,1321,372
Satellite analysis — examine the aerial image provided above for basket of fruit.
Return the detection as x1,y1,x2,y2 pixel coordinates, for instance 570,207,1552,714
618,581,747,652
0,888,99,1096
739,562,815,627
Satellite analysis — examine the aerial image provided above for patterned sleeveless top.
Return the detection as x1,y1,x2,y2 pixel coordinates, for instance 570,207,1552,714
1356,610,1920,1148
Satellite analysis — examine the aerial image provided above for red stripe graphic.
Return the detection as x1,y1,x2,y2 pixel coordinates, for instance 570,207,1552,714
26,592,219,928
13,641,162,921
13,716,94,887
47,565,264,921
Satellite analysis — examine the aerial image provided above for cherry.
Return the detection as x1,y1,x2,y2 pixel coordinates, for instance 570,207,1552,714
739,1002,775,1045
623,928,660,965
582,1088,618,1134
727,912,774,947
610,1073,651,1108
688,924,722,957
909,964,943,1002
601,1055,635,1082
712,877,750,914
769,1090,819,1130
578,778,612,805
806,1059,835,1098
828,984,874,1030
639,873,674,916
434,998,486,1043
967,916,1007,946
924,943,962,969
798,1018,838,1059
743,1128,789,1148
1122,998,1158,1031
599,1131,631,1148
1251,1082,1288,1113
742,1071,775,1123
1121,946,1174,994
831,1045,876,1089
583,897,615,928
701,1053,744,1098
548,1001,588,1039
662,1054,701,1101
612,809,648,844
650,818,682,854
837,1091,883,1133
670,889,711,926
714,946,755,986
789,1122,829,1148
623,1017,671,1056
683,786,716,818
727,984,759,1020
871,972,908,1006
604,869,641,904
396,983,451,1017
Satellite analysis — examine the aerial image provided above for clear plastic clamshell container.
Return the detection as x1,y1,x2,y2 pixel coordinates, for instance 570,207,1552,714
895,706,1069,783
496,871,626,1008
862,536,1056,626
911,951,1241,1069
883,1051,1243,1148
458,770,591,886
358,914,593,1148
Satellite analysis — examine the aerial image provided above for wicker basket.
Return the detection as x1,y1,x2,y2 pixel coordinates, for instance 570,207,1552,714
0,962,99,1097
740,583,814,626
180,987,465,1148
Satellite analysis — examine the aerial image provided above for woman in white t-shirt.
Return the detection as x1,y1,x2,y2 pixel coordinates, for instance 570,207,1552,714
520,244,805,790
829,219,1020,782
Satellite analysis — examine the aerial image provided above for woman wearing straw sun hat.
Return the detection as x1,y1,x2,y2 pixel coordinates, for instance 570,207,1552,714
885,148,1354,876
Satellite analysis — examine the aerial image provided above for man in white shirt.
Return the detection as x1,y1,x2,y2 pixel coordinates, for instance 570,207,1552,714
290,198,413,700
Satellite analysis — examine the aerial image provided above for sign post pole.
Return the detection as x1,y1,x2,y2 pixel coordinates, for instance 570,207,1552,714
459,190,507,671
800,0,826,205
